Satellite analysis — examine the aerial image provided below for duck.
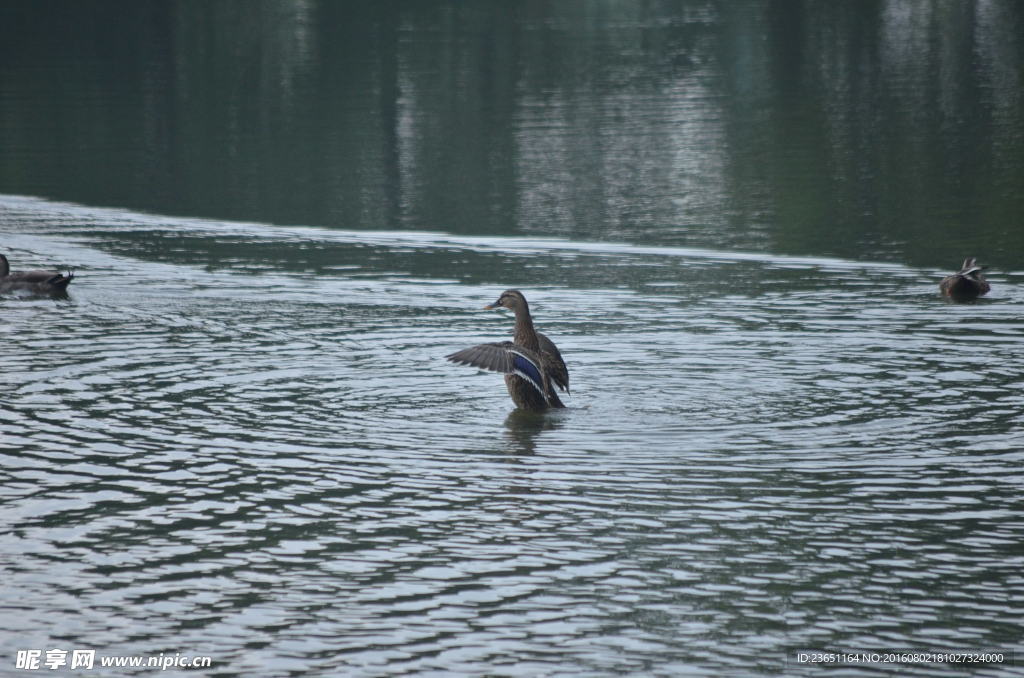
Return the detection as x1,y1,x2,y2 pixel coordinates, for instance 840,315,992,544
0,253,74,295
447,290,569,412
939,257,990,301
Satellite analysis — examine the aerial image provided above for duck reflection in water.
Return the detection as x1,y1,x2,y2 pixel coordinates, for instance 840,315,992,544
503,408,565,455
447,290,570,413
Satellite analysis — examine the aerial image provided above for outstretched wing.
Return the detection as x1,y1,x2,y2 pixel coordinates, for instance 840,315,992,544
447,342,547,397
536,332,569,394
447,341,516,373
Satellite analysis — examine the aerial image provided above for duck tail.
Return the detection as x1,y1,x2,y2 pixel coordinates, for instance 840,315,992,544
50,270,74,289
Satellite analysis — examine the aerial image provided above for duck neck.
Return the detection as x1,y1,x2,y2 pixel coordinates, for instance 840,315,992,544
512,303,539,349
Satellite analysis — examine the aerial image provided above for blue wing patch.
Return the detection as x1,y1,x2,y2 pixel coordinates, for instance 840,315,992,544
510,351,545,395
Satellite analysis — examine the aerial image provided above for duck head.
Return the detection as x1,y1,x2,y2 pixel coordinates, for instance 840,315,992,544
484,289,528,312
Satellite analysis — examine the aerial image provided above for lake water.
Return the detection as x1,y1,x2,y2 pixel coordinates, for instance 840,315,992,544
2,2,1024,676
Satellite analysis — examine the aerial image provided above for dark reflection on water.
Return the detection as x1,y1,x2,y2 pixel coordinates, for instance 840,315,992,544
1,1,1022,268
2,197,1023,676
503,409,568,456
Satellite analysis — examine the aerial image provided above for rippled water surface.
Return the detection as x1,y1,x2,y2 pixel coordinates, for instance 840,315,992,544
3,196,1023,676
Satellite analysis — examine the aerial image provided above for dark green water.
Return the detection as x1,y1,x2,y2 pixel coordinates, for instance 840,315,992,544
2,2,1023,676
3,1,1023,266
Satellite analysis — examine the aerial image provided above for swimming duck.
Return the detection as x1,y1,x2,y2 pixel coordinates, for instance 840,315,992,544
0,253,74,295
940,257,990,301
447,290,569,412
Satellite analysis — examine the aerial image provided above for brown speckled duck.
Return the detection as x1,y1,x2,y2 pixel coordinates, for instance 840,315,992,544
447,290,569,412
940,257,990,301
0,253,74,295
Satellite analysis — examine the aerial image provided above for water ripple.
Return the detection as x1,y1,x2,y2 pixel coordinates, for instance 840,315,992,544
2,196,1023,676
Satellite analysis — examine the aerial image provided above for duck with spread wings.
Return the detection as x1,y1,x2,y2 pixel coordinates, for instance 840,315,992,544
447,290,569,412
